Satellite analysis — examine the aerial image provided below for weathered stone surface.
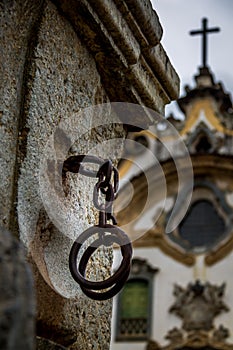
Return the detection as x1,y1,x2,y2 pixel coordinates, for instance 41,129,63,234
53,0,179,123
0,226,35,350
17,1,124,348
37,337,67,349
88,0,141,65
123,0,163,46
146,44,180,100
0,0,44,231
0,0,179,349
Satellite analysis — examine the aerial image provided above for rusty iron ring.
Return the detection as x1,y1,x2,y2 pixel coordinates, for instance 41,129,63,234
69,225,132,291
79,264,131,300
78,230,131,300
78,232,131,290
78,233,131,300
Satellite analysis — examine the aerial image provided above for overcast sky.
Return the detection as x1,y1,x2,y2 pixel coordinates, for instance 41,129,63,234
151,0,233,117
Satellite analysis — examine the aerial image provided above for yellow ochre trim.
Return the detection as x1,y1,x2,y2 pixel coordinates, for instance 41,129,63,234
118,159,134,178
180,99,233,136
118,129,172,178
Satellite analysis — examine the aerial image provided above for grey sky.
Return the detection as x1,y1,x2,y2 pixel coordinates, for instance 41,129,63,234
152,0,233,117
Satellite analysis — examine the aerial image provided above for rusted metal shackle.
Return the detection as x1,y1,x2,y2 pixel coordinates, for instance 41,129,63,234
63,154,104,177
64,154,132,300
69,225,132,300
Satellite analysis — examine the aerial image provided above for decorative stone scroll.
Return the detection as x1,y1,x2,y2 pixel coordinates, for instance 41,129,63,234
169,280,229,331
145,281,233,350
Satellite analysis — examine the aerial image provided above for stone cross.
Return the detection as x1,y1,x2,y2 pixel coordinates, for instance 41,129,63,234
190,18,220,68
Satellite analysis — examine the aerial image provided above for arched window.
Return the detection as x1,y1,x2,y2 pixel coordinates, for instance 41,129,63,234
115,259,158,341
167,182,231,254
179,199,225,249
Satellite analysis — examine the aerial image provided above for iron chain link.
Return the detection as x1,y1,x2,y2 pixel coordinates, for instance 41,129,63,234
64,154,132,300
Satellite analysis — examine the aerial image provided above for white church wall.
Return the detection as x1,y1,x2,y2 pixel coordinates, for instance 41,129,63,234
111,244,233,348
206,251,233,343
110,246,196,348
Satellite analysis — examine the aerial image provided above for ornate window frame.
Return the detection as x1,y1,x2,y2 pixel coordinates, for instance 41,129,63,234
115,258,158,342
167,181,232,254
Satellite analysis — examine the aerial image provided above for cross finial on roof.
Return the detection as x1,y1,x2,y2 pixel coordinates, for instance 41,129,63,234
190,18,220,68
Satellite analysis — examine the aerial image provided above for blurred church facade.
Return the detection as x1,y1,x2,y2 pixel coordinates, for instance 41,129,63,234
111,23,233,350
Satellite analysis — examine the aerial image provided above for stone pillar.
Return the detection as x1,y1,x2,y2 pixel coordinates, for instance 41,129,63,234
0,0,179,349
0,227,35,350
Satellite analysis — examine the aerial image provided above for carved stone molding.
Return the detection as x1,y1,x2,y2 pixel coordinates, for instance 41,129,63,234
146,340,161,350
54,0,180,124
146,326,233,350
169,280,229,331
130,257,159,276
161,327,233,350
145,281,233,350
